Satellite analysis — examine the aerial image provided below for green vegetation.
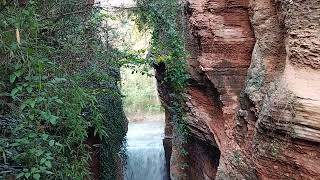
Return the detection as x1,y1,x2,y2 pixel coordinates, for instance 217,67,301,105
0,0,189,179
121,67,163,117
109,7,163,119
133,0,189,127
134,0,189,91
133,0,190,176
0,1,126,179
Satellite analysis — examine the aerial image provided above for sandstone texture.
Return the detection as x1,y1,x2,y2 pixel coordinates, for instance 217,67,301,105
159,0,320,179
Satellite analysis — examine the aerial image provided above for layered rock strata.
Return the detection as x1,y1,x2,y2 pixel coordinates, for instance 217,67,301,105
158,0,320,179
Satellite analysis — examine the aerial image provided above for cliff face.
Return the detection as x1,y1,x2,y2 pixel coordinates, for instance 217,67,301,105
159,0,320,179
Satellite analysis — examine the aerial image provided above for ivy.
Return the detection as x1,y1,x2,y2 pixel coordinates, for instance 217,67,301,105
134,0,189,91
0,1,126,179
1,0,191,179
133,0,190,176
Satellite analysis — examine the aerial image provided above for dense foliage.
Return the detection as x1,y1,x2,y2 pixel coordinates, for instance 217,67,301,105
121,68,163,117
1,0,189,179
134,0,189,91
133,0,190,176
0,0,127,179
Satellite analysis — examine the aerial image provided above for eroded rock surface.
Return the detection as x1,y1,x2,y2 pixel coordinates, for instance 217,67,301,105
158,0,320,179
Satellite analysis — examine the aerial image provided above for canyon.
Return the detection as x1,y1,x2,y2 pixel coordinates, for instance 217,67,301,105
158,0,320,179
1,0,319,179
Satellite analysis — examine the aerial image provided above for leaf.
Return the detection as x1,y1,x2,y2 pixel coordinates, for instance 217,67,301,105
20,103,27,110
14,64,22,70
14,69,23,77
51,78,67,84
40,111,59,125
45,161,52,168
10,74,16,83
55,142,63,147
31,167,37,173
36,97,45,103
49,115,58,125
35,150,44,157
17,172,24,179
25,172,31,178
44,170,54,175
26,86,33,93
28,99,36,108
29,114,34,120
28,133,37,138
10,87,19,98
46,156,54,160
55,99,63,104
40,158,46,164
22,99,36,109
42,134,49,140
11,142,20,147
49,140,54,146
33,173,40,180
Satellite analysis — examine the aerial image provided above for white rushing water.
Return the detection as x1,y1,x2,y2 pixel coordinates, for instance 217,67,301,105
124,121,169,180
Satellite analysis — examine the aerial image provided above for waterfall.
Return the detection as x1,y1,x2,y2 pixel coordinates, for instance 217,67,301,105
124,121,169,180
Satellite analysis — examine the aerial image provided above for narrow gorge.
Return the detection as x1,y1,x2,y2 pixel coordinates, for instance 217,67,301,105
1,0,319,179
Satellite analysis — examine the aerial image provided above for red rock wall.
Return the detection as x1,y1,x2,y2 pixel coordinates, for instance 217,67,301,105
161,0,320,179
245,0,320,179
